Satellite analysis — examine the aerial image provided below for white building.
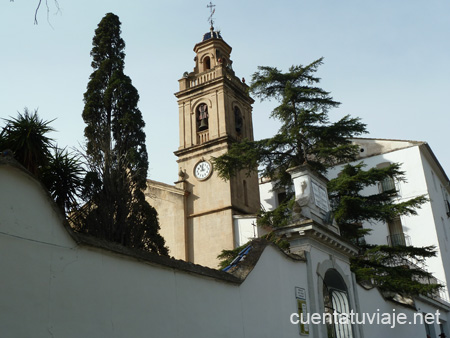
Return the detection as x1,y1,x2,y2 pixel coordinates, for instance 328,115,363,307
325,138,450,301
257,138,450,302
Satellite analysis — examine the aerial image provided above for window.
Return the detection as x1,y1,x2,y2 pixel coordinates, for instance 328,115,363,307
197,103,209,131
377,162,397,195
203,56,211,71
439,320,449,338
234,106,243,134
441,186,450,217
380,176,396,193
276,185,294,207
424,313,437,338
387,217,408,246
323,269,353,338
277,191,287,206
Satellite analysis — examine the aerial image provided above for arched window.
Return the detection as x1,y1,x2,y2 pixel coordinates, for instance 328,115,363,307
323,269,353,338
197,103,209,131
203,56,211,71
234,106,243,134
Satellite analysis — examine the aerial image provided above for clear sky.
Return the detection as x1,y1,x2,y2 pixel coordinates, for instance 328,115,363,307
1,0,449,184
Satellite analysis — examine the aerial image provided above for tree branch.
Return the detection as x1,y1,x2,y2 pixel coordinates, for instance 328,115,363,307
32,0,60,25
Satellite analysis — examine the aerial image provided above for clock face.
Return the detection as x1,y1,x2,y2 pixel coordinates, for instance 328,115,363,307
194,160,212,180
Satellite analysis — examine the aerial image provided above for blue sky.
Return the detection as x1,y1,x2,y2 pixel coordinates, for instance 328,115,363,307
1,0,449,184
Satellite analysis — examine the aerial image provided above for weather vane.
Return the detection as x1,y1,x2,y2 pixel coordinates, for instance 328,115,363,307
207,2,216,28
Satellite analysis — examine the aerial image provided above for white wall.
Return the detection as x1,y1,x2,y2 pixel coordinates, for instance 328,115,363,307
2,160,450,338
420,150,450,294
358,286,449,338
0,163,308,338
259,179,278,212
327,145,449,297
233,215,258,246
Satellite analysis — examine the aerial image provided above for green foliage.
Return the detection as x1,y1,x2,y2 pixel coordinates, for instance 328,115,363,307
217,242,250,270
215,57,440,298
217,233,289,270
79,13,168,256
351,244,441,295
257,196,295,229
214,58,366,189
328,163,428,239
0,109,83,214
215,58,366,269
261,231,290,251
41,147,84,213
329,162,440,296
0,108,54,176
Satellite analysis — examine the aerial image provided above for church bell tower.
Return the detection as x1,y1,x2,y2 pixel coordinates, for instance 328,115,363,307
174,26,260,268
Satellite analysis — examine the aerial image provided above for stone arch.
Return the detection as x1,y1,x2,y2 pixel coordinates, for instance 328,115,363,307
200,53,215,71
231,101,245,135
192,98,213,114
316,259,356,338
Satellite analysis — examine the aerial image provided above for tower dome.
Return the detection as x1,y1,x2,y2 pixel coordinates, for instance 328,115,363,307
202,27,222,42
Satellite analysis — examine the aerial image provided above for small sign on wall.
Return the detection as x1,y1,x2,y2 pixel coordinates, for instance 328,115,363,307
311,181,329,212
295,287,309,335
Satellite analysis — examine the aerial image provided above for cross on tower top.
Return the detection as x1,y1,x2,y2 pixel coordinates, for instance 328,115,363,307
207,2,216,29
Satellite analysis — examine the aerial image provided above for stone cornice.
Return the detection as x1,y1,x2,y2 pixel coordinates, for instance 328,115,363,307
174,135,229,158
276,219,359,257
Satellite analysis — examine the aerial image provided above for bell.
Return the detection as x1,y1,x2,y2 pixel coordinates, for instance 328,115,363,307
199,119,208,131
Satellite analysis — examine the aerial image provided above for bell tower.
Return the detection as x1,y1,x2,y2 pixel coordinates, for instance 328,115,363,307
174,27,260,268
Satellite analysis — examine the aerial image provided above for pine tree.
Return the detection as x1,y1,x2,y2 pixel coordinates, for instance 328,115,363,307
79,13,168,255
215,59,441,298
328,163,441,296
214,58,366,228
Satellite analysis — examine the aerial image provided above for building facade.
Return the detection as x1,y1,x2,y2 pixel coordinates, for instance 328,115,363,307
147,29,450,308
146,28,260,268
325,138,450,301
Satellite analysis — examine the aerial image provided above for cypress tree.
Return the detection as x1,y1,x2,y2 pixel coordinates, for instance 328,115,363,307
80,13,168,255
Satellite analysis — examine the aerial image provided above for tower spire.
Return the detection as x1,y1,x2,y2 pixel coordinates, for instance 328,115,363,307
207,2,216,29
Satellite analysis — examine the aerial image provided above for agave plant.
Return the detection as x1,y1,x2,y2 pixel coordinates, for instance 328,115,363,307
41,147,84,213
1,108,84,215
0,108,54,176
